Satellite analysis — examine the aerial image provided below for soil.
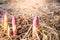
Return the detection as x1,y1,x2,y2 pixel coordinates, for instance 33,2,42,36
0,0,60,40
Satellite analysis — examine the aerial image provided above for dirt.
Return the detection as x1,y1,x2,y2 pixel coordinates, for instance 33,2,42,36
0,0,60,40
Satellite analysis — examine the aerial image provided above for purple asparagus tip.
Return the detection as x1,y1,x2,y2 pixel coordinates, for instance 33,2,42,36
0,9,4,14
12,16,16,25
33,16,39,27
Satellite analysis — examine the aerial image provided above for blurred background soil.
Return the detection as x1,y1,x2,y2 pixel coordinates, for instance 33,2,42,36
0,0,60,40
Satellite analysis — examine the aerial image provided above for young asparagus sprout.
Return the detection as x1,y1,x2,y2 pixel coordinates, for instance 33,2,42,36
32,16,39,38
12,16,17,36
4,14,11,37
4,14,8,30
